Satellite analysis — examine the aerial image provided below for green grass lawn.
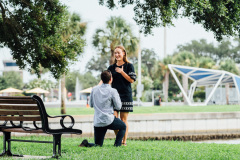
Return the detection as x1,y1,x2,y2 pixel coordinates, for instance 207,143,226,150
46,105,240,115
1,136,240,160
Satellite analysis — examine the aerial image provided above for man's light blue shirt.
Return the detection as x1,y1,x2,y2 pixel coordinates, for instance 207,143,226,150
90,83,122,127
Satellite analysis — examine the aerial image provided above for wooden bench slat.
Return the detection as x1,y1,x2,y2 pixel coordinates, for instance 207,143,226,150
0,99,37,104
0,111,40,115
0,96,32,99
0,105,38,110
0,116,41,121
1,128,44,133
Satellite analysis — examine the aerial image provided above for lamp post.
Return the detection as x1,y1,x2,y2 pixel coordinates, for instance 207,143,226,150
137,31,144,106
164,27,167,58
75,77,80,101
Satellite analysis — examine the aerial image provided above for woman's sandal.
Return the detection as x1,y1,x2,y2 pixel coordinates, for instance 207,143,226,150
122,143,127,146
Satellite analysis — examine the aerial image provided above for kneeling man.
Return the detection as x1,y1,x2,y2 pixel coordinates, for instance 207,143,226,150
80,70,126,147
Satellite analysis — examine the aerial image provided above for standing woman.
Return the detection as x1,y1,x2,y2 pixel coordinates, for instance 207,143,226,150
107,45,136,146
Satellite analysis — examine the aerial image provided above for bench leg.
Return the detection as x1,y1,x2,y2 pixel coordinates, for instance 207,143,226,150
52,134,62,158
0,132,23,157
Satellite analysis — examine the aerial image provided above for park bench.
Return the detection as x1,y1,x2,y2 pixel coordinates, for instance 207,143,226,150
0,95,82,158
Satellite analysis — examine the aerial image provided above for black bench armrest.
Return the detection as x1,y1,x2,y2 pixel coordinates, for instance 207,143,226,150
48,115,75,129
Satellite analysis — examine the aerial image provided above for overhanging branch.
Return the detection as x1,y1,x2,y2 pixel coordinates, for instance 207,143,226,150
0,1,6,21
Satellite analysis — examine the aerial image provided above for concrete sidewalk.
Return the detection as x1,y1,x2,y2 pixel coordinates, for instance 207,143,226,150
2,112,240,141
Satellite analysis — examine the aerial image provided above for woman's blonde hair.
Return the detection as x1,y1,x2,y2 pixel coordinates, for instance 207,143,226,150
114,45,129,64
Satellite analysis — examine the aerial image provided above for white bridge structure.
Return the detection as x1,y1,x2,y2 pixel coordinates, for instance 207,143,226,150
168,64,240,106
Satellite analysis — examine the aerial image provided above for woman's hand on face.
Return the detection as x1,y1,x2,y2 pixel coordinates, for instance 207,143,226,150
115,66,123,73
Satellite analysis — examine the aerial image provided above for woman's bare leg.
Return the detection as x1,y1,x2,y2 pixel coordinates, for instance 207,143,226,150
120,112,129,144
114,111,119,135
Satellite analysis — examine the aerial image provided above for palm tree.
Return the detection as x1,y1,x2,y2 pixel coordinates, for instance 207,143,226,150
60,12,87,114
173,51,196,104
155,55,172,102
92,16,139,65
219,59,239,105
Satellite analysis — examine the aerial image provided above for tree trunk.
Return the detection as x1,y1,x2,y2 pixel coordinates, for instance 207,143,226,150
226,83,229,105
162,80,165,101
163,71,169,102
110,47,115,65
61,73,66,114
182,75,188,104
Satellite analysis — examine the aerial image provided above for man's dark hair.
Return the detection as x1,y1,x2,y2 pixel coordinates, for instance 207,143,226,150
101,70,111,84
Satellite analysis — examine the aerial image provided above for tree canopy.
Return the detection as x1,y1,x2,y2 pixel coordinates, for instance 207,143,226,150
0,71,23,89
99,0,240,41
65,71,98,93
0,0,86,79
25,79,57,91
177,39,233,61
219,58,239,75
141,49,157,79
176,38,240,63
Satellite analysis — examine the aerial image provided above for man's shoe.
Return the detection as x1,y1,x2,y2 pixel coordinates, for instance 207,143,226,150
78,139,89,147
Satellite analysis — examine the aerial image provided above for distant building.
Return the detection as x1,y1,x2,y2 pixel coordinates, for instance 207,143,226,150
2,60,23,77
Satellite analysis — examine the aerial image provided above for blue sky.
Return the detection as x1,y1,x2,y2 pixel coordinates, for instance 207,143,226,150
0,0,219,83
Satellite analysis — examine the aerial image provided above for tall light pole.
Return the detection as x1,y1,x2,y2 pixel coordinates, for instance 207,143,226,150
75,77,80,101
164,27,167,58
162,27,168,103
137,31,143,106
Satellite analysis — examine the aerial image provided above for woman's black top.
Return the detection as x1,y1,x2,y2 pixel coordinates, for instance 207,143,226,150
107,63,136,112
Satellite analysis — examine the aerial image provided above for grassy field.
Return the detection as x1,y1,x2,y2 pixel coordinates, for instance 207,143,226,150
1,136,240,160
46,105,240,115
